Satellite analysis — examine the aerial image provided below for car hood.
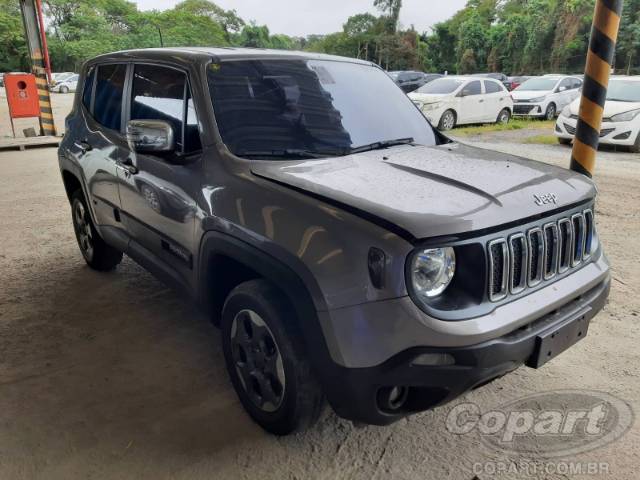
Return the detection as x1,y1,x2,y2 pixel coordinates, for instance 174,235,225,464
511,89,552,100
565,98,640,118
251,143,595,241
407,93,453,104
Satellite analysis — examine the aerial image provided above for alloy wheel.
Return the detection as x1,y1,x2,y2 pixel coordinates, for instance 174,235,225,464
230,309,286,412
73,200,93,259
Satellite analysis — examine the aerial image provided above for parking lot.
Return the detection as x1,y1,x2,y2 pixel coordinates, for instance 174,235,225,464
1,86,639,477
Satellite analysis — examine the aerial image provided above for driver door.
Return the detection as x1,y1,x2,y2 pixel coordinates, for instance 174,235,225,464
117,63,203,286
457,80,484,124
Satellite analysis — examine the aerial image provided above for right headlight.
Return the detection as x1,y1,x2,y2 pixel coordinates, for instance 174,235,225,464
410,247,456,298
561,105,571,117
422,102,443,112
609,108,640,123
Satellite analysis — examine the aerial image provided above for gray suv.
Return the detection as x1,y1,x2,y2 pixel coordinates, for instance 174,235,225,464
58,48,610,435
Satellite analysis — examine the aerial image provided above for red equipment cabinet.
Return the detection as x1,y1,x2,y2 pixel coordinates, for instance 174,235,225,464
4,73,41,137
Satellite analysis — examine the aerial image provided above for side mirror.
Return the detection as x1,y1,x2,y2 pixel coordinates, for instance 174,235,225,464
458,89,469,97
557,86,567,92
126,120,175,153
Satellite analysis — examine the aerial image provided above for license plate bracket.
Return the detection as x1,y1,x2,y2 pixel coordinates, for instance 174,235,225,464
527,307,592,369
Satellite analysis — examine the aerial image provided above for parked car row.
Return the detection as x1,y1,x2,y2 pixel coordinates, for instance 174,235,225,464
555,76,640,152
388,71,443,93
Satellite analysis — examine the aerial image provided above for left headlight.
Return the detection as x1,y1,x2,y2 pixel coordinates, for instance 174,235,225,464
422,102,442,112
410,247,456,298
610,108,640,123
530,96,547,103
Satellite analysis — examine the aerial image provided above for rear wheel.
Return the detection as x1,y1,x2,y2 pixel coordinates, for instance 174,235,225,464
438,110,456,131
544,103,556,120
71,190,122,271
497,108,511,125
221,279,324,435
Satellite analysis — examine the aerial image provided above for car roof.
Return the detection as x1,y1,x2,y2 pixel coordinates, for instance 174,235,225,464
87,47,376,68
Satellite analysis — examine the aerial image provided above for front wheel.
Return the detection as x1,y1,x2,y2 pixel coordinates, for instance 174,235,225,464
558,137,572,146
438,110,456,131
60,86,69,94
544,103,556,120
630,132,640,153
497,108,511,125
71,190,122,271
221,280,324,435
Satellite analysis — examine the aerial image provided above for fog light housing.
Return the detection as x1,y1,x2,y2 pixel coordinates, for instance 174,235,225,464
613,131,631,140
411,353,456,366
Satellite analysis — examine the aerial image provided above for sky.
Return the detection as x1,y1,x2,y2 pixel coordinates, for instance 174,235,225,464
133,0,468,37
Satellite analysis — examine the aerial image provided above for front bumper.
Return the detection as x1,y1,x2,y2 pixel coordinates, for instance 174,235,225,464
513,103,545,117
320,274,610,425
555,115,639,147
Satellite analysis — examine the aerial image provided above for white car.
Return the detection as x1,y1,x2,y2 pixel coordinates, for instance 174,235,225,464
408,76,513,130
512,75,582,119
555,76,640,152
52,73,79,93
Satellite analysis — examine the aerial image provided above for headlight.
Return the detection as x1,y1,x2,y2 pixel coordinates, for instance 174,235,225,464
529,96,547,103
561,105,571,117
609,109,640,123
423,102,442,111
410,247,456,298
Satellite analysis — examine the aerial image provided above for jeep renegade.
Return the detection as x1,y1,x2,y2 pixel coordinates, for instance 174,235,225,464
59,48,610,435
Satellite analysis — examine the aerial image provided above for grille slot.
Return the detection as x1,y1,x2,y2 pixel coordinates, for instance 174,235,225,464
543,222,559,279
509,234,528,294
558,218,573,273
488,239,509,301
584,209,594,259
572,213,585,266
487,208,595,302
527,228,544,286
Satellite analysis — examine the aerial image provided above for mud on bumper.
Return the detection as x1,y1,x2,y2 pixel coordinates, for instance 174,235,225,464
322,276,610,426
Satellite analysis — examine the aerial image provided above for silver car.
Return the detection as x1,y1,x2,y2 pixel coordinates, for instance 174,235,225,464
58,48,610,435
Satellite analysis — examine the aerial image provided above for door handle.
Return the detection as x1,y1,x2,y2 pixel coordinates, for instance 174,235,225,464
117,158,138,175
74,140,92,154
479,99,484,103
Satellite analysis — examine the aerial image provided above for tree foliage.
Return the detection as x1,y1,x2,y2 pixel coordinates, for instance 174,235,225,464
0,0,638,75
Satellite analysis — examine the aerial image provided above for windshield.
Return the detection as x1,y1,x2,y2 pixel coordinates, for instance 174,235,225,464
415,78,464,94
606,80,640,102
207,59,436,158
515,77,559,91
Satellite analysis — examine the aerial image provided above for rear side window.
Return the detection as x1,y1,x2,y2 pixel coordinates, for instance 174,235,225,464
484,81,503,94
130,64,201,153
82,67,95,111
94,64,126,131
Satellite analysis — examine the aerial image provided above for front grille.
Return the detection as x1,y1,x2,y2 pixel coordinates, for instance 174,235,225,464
487,209,595,302
514,105,535,115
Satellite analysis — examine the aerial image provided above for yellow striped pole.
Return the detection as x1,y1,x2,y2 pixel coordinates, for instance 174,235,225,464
570,0,623,177
19,0,56,136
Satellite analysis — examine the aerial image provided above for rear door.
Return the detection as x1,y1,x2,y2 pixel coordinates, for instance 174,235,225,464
70,63,129,235
117,63,203,285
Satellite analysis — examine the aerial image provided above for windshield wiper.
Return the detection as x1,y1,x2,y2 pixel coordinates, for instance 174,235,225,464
236,149,339,159
348,137,414,154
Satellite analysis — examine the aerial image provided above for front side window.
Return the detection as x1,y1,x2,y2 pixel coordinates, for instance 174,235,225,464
130,64,201,153
94,64,126,131
462,80,482,96
207,59,436,158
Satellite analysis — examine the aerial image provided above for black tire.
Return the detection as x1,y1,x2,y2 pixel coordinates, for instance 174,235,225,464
438,109,456,130
630,132,640,153
221,279,324,435
497,108,511,125
70,190,123,271
544,103,556,120
558,137,572,146
60,86,69,94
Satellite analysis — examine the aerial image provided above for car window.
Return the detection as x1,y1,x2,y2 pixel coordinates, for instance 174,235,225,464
416,78,465,94
462,80,482,96
409,73,422,81
572,78,583,89
559,78,573,91
516,77,559,91
484,80,503,94
207,59,436,157
94,64,126,131
130,64,201,153
69,74,79,82
82,67,95,111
